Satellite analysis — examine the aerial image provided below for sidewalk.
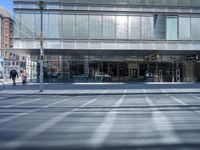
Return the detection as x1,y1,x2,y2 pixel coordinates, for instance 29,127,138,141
1,82,200,95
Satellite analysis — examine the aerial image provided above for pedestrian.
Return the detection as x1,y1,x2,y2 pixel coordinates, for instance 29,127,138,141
21,69,28,85
9,68,19,86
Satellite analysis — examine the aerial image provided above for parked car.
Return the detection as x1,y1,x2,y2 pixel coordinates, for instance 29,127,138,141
145,73,158,82
95,74,112,82
73,75,88,82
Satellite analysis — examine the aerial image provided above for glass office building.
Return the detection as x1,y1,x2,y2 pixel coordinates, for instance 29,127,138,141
13,0,200,82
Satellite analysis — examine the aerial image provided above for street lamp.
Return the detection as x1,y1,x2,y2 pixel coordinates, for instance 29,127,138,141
37,1,46,92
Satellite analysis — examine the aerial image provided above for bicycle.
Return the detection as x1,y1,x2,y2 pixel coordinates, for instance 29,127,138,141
0,80,5,91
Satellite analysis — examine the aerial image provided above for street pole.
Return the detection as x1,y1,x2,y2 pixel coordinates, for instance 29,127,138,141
37,1,46,92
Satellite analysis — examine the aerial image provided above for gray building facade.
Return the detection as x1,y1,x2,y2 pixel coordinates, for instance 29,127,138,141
14,0,200,82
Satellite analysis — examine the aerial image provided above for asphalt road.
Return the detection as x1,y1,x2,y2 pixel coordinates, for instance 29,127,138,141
0,93,200,150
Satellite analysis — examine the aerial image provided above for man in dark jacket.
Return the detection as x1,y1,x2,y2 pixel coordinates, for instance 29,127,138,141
10,68,19,86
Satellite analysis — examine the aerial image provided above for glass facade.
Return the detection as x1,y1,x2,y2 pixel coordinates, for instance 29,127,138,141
13,0,200,83
15,12,200,41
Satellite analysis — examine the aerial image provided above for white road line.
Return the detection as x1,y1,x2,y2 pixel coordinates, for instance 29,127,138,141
2,98,43,108
0,97,71,124
167,94,187,105
2,95,102,149
145,95,180,144
89,95,125,147
80,90,89,94
103,90,108,94
168,94,200,114
161,89,165,93
189,94,200,101
0,109,38,124
76,90,89,97
123,89,127,93
42,98,71,108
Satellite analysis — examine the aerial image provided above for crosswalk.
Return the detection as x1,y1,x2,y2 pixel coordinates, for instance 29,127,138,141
0,93,200,150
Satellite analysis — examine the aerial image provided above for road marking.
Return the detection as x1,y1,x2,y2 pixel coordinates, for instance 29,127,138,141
2,98,43,108
89,95,125,147
161,89,165,93
42,98,71,108
0,97,71,124
145,95,180,144
189,94,200,101
168,94,200,114
167,94,187,105
103,90,108,94
1,95,102,149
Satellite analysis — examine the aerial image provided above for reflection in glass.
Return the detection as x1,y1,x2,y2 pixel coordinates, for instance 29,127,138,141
63,14,75,39
90,15,102,39
154,14,166,39
166,16,178,40
129,16,141,39
103,15,115,39
191,16,200,40
116,16,128,39
141,16,154,39
76,15,89,39
179,16,190,40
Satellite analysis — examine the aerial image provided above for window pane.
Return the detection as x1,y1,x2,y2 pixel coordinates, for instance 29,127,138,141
116,16,128,39
43,13,61,38
116,0,128,4
154,14,166,39
34,13,41,38
179,0,191,6
14,12,21,38
102,0,116,4
21,13,35,38
103,15,115,39
191,16,200,40
167,0,178,6
63,14,75,39
154,0,178,6
129,0,142,5
90,15,102,39
154,0,168,5
166,16,178,40
191,0,200,6
129,16,140,39
141,16,154,39
76,15,89,39
141,0,154,5
179,16,190,40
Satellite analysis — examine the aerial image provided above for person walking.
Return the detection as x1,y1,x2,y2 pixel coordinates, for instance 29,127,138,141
21,69,28,85
10,68,19,86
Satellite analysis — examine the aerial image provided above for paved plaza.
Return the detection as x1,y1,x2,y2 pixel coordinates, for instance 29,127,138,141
0,91,200,150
